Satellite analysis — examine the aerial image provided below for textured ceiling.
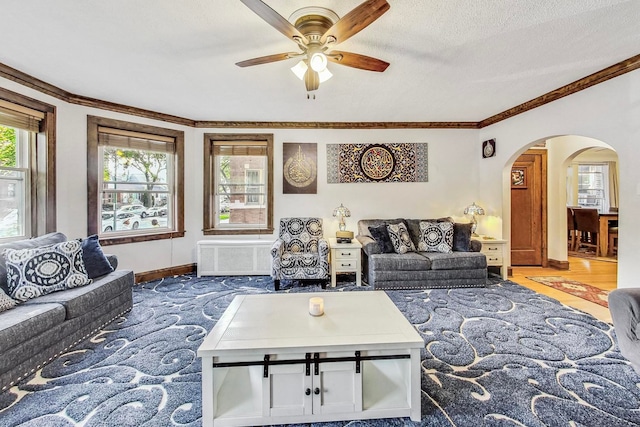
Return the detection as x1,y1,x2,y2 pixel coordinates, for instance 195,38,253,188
2,0,639,122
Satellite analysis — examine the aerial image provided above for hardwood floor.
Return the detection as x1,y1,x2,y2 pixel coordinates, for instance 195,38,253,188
508,256,617,323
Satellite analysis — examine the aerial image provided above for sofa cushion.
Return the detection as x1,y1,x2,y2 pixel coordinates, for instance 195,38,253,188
387,222,415,254
23,269,133,320
281,252,322,269
368,225,395,253
419,251,487,270
0,232,67,294
0,288,17,313
5,240,92,302
417,221,454,253
369,252,432,271
453,223,473,252
81,235,114,279
0,303,66,351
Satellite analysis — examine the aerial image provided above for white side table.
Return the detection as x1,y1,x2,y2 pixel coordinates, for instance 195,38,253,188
476,236,508,280
328,237,362,287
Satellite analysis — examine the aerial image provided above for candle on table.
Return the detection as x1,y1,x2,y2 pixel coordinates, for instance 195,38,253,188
308,297,324,316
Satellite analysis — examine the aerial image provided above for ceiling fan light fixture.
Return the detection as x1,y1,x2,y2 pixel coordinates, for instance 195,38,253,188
318,67,332,83
309,52,328,72
291,60,332,84
291,60,308,80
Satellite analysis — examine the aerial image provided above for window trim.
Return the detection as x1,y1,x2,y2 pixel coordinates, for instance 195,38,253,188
203,133,273,235
87,115,184,245
0,87,56,237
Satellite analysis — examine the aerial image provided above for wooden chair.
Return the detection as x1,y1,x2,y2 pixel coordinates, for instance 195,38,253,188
573,208,600,256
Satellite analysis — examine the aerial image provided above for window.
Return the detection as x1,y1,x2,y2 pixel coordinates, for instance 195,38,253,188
245,169,262,205
87,116,184,244
577,163,608,211
0,90,55,242
203,134,273,235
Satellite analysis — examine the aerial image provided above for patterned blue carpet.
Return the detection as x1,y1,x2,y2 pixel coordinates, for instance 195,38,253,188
1,275,639,426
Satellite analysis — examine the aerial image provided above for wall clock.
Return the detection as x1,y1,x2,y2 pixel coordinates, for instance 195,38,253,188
482,139,496,158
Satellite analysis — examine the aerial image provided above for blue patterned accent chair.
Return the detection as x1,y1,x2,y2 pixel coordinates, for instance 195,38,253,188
271,217,330,291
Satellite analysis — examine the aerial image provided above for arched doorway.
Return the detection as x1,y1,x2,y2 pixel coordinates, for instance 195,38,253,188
503,135,619,273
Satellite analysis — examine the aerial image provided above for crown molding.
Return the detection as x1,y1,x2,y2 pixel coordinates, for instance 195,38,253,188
478,53,640,128
0,62,195,127
194,121,479,129
2,54,639,130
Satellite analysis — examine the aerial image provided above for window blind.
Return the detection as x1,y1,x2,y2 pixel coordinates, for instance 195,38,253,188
0,100,45,132
213,140,268,156
97,126,176,153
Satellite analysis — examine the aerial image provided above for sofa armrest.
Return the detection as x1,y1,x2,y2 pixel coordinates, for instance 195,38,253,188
609,288,640,373
271,239,283,258
357,235,381,256
318,238,330,259
470,240,482,252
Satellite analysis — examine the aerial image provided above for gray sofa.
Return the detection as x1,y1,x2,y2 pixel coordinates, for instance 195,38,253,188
356,218,487,289
608,288,640,374
0,232,134,392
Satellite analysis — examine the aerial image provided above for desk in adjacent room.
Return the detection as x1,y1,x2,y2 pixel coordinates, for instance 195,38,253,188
599,211,618,257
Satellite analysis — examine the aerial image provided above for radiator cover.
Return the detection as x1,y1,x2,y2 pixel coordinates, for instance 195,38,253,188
197,239,273,277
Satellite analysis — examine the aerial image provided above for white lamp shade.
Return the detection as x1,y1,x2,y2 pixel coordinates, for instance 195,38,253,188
309,52,328,72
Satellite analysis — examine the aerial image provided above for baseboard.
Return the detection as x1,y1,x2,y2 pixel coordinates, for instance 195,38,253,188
134,263,197,283
548,259,570,270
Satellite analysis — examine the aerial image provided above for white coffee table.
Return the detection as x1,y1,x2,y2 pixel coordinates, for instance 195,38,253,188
198,291,423,426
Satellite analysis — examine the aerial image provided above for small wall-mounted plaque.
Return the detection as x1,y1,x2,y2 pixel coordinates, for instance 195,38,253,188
482,139,496,158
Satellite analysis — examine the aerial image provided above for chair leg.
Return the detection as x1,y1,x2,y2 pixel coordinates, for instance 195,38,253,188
321,280,327,290
274,280,280,291
609,234,618,256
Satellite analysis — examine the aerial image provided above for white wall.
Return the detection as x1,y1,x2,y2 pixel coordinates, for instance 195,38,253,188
0,75,480,273
479,69,640,288
4,67,639,288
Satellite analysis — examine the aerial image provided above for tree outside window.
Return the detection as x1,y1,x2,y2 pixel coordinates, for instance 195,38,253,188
0,125,28,240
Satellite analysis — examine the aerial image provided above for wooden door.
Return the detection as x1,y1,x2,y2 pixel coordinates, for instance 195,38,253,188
511,149,547,266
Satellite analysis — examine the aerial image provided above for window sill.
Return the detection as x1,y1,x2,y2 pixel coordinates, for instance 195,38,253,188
203,228,274,236
99,230,185,246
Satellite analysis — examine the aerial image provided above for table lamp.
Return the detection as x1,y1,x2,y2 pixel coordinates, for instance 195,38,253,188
464,202,485,236
333,203,353,243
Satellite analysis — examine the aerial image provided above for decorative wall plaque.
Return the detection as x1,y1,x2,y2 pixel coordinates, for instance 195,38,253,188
482,139,496,158
511,168,526,188
327,143,428,183
283,143,317,194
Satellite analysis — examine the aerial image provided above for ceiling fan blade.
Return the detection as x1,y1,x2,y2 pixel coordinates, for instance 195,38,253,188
240,0,308,44
236,53,298,67
320,0,390,45
304,68,319,91
327,51,389,72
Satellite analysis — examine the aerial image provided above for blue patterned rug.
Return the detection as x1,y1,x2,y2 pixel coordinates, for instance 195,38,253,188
1,275,639,426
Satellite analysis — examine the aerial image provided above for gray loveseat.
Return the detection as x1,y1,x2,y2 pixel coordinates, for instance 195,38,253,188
0,232,134,392
356,218,487,289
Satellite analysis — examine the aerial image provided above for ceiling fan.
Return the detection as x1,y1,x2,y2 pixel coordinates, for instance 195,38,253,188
236,0,390,92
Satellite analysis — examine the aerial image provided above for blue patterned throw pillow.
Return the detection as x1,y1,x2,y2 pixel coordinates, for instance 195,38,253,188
418,221,454,253
4,240,92,302
386,222,415,254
